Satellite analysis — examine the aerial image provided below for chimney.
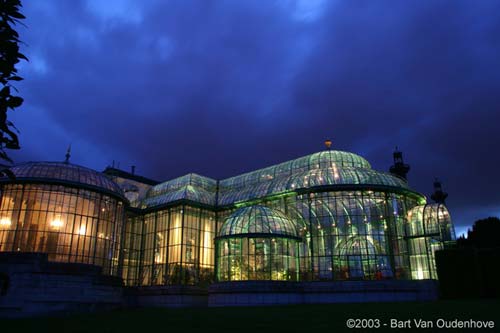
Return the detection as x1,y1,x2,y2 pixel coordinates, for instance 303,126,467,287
131,165,136,175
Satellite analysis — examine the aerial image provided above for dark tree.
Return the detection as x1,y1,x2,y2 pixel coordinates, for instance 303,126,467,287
436,216,500,299
457,216,500,249
0,0,27,176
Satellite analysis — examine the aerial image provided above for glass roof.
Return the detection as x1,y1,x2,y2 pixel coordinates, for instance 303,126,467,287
407,203,454,238
220,150,371,189
0,162,124,196
142,150,411,208
217,151,407,206
142,173,216,208
218,205,299,238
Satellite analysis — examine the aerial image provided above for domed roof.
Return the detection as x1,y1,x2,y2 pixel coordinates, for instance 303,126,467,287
217,150,411,206
218,205,300,239
407,203,455,240
0,162,124,199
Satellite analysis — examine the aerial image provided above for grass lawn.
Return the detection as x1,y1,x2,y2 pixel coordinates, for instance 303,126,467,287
3,299,500,332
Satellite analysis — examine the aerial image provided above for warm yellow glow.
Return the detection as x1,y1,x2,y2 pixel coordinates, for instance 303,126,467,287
155,253,163,264
0,217,11,227
50,218,64,229
78,225,86,235
202,222,212,266
168,213,183,263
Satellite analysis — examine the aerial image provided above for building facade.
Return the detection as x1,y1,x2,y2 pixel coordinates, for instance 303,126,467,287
0,149,456,289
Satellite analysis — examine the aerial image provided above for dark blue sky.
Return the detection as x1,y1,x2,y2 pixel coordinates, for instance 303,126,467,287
9,0,500,235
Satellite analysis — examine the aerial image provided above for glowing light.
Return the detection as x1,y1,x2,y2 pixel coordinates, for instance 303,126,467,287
0,217,11,227
50,218,64,229
416,268,424,280
78,226,86,235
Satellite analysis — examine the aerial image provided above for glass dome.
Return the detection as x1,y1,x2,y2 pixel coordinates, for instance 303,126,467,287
216,205,301,281
1,162,124,198
217,150,409,206
218,205,300,239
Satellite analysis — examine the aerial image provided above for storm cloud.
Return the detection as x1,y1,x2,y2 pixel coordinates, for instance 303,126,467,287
9,0,500,233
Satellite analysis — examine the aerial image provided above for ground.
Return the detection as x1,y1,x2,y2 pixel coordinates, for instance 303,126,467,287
4,299,500,332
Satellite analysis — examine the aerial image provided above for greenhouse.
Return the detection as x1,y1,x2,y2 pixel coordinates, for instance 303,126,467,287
0,148,456,287
0,162,126,276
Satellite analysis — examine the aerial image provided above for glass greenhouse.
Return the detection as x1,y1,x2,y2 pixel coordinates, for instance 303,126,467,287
0,162,125,275
0,149,456,286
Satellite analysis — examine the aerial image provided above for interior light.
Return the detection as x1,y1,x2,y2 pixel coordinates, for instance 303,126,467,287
0,217,11,227
78,225,86,235
50,218,64,229
416,268,424,280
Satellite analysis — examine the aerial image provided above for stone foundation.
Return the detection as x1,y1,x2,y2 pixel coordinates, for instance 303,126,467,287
208,280,438,307
0,253,123,318
0,253,439,316
129,286,208,308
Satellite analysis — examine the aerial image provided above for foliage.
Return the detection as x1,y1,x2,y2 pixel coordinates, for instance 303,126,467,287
0,0,26,176
457,216,500,249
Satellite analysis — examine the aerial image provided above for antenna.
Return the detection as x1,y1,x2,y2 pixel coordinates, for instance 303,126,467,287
64,144,71,164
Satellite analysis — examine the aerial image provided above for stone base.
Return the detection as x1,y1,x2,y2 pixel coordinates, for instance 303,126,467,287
0,253,440,315
128,286,208,308
0,253,123,318
208,280,438,307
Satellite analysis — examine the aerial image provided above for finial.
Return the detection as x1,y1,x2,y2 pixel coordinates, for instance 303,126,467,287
64,144,71,164
324,139,332,150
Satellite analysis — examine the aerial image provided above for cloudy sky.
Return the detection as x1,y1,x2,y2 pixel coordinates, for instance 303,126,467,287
8,0,500,234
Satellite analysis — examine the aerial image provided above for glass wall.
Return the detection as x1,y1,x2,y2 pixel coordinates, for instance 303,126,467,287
0,183,125,275
216,237,300,281
217,190,426,282
122,204,216,286
406,203,455,279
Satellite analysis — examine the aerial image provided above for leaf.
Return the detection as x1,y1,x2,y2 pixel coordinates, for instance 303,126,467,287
7,96,23,108
10,11,25,19
0,151,13,164
8,75,22,81
0,86,10,97
0,167,16,179
17,52,28,61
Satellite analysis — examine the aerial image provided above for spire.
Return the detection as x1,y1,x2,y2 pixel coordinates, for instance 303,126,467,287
431,178,448,204
389,146,410,180
324,139,332,150
64,144,71,164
